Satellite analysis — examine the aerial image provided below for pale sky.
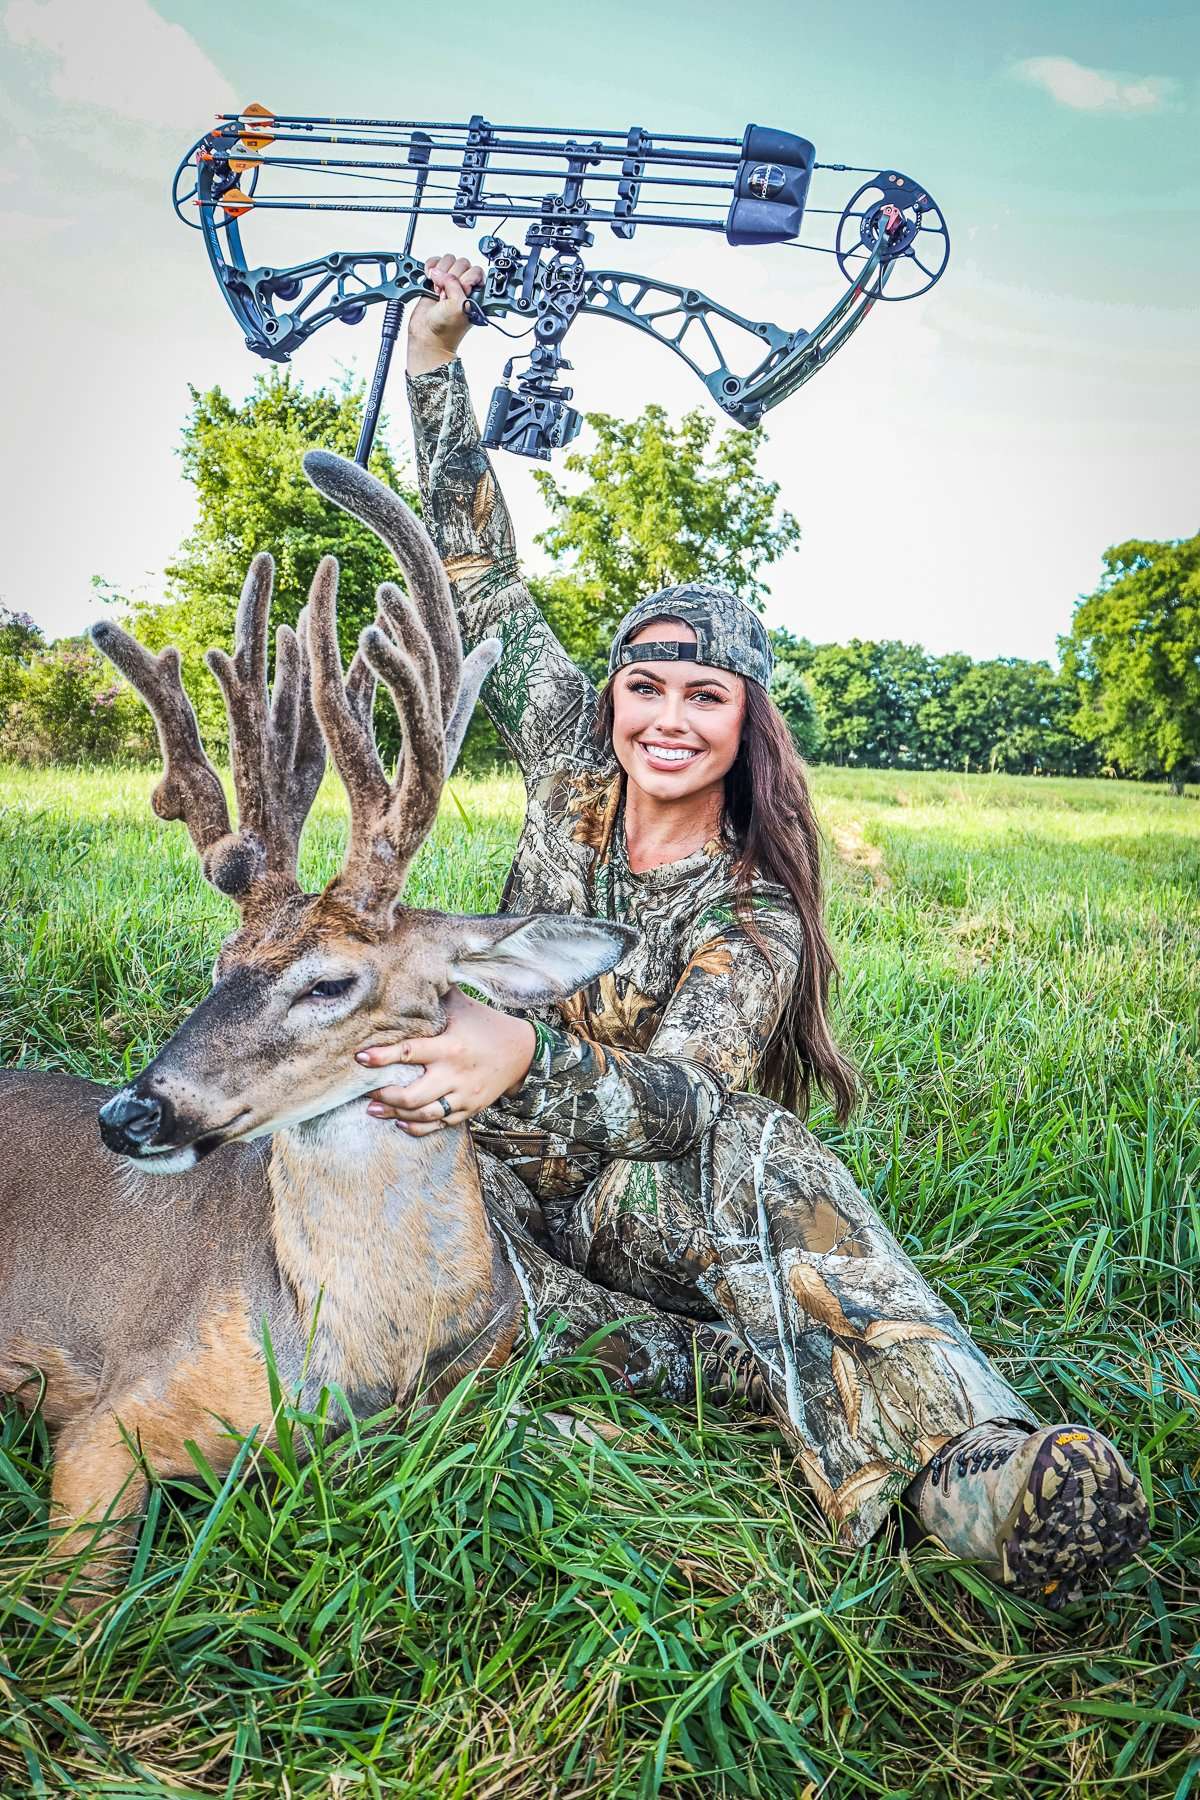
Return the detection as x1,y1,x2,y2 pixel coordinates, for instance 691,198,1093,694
1,0,1196,663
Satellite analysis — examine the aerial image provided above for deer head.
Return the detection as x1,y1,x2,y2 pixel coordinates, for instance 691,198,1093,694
93,454,631,1172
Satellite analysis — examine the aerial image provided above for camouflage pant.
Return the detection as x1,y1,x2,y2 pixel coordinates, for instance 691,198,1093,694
476,1093,1035,1545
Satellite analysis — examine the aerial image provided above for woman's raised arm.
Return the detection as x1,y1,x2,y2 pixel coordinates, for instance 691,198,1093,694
406,256,599,783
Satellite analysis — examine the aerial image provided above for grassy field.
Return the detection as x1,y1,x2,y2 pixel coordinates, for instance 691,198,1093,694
1,763,1198,1799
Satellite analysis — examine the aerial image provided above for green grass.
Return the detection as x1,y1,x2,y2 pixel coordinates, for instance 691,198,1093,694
1,764,1198,1798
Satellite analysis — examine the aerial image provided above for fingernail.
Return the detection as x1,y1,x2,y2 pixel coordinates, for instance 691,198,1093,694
366,1102,386,1116
355,1051,372,1064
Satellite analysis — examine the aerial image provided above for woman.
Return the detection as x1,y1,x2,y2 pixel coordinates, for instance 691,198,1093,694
353,253,1147,1608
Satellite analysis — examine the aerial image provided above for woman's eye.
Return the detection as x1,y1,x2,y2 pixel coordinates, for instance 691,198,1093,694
629,680,659,696
693,690,723,704
305,977,356,1001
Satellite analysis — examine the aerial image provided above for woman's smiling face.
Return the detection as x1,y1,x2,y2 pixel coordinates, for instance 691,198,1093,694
610,618,746,802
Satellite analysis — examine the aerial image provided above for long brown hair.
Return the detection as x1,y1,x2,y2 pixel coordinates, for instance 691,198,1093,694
593,678,858,1123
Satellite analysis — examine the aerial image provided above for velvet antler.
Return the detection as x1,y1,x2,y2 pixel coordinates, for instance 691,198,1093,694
91,554,326,912
301,451,500,913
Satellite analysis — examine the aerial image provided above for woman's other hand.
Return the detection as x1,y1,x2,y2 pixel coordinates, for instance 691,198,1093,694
356,987,536,1135
407,254,486,375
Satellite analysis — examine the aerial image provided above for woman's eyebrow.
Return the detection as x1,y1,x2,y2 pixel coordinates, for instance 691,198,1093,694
624,663,731,691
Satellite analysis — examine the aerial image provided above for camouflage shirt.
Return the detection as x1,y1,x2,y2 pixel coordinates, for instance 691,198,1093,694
407,359,806,1198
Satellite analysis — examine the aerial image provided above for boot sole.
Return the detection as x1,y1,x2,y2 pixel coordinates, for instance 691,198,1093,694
1000,1428,1149,1609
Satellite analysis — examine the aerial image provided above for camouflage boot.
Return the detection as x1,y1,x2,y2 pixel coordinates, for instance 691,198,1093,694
908,1419,1149,1608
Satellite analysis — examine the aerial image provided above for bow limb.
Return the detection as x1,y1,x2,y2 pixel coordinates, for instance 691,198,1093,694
581,235,892,427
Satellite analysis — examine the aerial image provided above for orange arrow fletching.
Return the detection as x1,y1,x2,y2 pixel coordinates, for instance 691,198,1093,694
218,188,254,217
238,102,275,150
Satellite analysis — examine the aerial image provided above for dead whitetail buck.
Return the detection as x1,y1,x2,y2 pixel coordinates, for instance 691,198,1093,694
0,452,633,1596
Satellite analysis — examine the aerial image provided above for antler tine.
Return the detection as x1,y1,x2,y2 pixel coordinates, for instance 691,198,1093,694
304,554,391,859
376,581,443,729
302,451,462,724
355,601,448,881
270,603,327,849
344,640,377,735
446,638,503,777
204,553,326,897
93,556,327,910
90,620,234,869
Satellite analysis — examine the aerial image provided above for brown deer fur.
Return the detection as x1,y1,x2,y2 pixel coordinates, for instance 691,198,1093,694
0,455,632,1599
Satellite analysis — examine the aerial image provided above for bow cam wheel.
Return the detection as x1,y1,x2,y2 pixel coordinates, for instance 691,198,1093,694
835,171,949,301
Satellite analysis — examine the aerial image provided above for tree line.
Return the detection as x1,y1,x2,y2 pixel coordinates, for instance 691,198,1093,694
768,634,1097,776
1,372,1196,789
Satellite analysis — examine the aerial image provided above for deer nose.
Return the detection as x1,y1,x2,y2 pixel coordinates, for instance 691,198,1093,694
98,1089,173,1155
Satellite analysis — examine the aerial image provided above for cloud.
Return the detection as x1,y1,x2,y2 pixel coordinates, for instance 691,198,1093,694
3,0,235,129
1013,55,1173,114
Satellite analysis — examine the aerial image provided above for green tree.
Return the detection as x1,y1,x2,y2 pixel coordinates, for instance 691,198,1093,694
803,640,933,767
946,658,1096,776
913,652,974,768
874,640,937,767
529,573,610,684
530,404,801,642
145,386,802,771
768,630,823,760
1063,533,1200,792
802,641,875,765
0,606,45,731
0,606,43,665
0,636,154,765
782,638,1094,775
132,371,419,753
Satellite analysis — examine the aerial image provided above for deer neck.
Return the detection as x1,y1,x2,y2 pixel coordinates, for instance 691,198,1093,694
267,1102,511,1411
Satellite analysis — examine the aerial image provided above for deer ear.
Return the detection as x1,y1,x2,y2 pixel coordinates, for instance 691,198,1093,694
447,914,637,1007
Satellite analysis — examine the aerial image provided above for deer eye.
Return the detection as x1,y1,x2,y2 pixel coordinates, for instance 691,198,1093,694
304,977,357,1002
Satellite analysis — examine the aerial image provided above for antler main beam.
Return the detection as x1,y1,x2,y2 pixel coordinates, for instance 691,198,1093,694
300,451,500,914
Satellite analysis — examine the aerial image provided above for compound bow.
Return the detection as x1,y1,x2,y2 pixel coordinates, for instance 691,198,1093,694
175,107,949,464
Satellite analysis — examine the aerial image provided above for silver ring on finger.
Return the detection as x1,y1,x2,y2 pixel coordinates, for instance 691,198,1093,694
437,1095,453,1119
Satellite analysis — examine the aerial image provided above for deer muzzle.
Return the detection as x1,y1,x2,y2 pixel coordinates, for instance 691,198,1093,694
96,1081,242,1170
98,1088,176,1155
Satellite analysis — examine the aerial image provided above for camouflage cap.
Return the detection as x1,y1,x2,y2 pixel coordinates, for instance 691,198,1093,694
607,583,773,689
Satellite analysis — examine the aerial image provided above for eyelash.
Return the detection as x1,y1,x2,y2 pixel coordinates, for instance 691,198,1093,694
628,680,724,704
304,977,356,1002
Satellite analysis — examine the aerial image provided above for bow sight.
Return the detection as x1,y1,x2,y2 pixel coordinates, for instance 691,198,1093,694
176,108,949,463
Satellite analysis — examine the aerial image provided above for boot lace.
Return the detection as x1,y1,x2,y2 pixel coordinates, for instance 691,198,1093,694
925,1419,1030,1497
